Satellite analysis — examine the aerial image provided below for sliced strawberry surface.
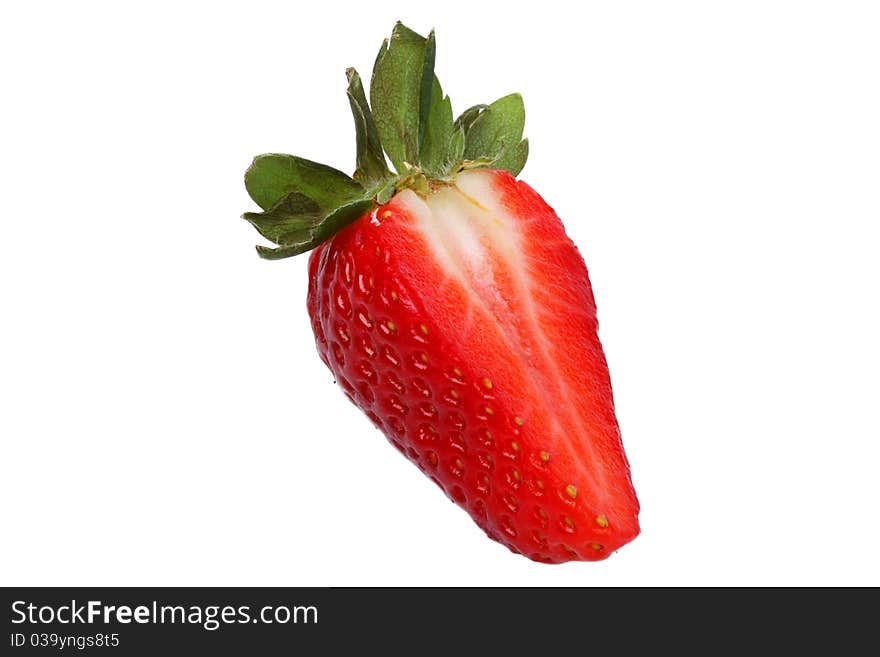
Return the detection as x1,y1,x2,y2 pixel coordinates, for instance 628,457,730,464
307,169,638,562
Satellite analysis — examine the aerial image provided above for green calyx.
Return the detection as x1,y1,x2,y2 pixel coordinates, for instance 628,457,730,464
242,21,529,260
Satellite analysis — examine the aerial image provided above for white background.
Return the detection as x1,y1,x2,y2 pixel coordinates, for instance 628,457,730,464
2,1,878,587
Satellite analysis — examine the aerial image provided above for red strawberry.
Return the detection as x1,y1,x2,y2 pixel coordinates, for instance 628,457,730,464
242,22,639,563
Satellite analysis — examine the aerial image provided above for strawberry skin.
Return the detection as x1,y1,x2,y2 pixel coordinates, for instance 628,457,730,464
307,169,639,563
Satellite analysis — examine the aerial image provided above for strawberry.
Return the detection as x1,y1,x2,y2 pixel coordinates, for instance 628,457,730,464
242,22,639,563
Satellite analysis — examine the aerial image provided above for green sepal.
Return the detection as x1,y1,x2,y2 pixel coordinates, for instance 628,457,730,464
346,68,391,186
495,137,529,177
419,76,453,176
370,22,436,174
453,104,488,135
255,243,312,260
463,93,526,166
242,192,322,245
375,180,397,205
319,197,375,238
445,127,466,172
247,195,374,260
244,154,363,211
418,31,436,150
